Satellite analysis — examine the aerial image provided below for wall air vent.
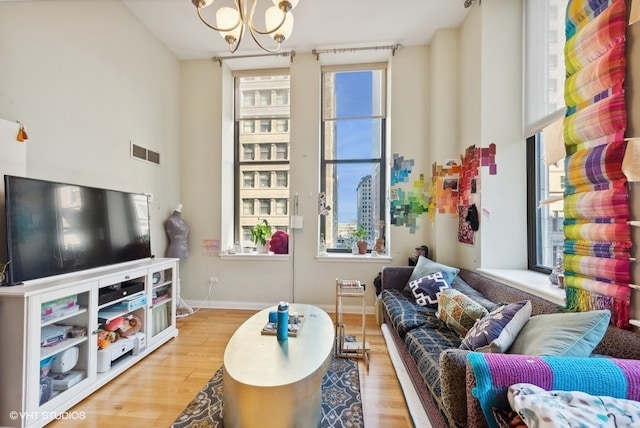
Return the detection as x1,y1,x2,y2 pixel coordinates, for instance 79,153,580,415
147,150,160,165
130,141,160,166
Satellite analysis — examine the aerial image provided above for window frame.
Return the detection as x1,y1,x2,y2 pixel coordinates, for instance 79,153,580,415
525,0,568,273
233,70,291,245
319,65,388,253
526,135,548,273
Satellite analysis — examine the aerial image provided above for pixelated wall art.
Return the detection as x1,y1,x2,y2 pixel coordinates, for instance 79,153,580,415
431,143,497,218
390,154,430,233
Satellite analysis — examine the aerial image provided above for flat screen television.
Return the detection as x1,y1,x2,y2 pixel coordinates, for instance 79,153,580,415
4,175,151,285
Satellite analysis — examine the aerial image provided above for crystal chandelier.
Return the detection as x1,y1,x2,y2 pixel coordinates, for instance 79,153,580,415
191,0,299,53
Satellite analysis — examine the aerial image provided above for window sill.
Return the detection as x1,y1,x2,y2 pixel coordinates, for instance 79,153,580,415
220,253,290,261
316,253,392,263
476,268,566,307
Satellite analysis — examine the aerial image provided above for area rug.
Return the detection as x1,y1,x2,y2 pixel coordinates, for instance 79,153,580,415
171,357,363,428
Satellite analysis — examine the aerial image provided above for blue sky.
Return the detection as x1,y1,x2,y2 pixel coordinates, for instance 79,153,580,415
334,71,374,223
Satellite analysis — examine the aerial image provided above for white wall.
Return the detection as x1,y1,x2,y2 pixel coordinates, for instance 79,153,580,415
429,29,463,266
445,0,526,270
0,1,182,260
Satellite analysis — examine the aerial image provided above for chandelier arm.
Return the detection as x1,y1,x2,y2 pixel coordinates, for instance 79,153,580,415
247,27,281,53
195,6,241,33
227,22,246,54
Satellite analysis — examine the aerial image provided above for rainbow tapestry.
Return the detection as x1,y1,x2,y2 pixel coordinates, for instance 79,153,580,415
563,0,631,328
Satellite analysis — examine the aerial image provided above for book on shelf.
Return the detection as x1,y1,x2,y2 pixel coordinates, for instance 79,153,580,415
338,280,363,289
261,315,305,337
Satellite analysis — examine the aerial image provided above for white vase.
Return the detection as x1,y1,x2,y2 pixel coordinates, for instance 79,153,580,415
256,242,269,254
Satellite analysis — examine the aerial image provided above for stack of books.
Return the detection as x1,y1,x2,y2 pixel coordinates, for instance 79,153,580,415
41,296,79,323
339,280,362,289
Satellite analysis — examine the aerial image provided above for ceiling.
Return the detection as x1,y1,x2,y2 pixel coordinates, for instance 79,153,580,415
123,0,472,67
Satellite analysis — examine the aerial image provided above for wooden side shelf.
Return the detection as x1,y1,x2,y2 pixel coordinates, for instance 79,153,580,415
334,278,370,370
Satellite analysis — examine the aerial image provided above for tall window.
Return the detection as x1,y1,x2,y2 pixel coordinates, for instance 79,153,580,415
320,66,387,252
235,72,290,244
525,0,568,272
527,123,565,272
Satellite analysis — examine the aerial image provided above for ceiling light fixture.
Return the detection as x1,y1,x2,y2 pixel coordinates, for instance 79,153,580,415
192,0,299,54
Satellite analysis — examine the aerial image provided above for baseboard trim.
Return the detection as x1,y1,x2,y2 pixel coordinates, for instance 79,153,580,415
381,323,431,428
181,300,373,315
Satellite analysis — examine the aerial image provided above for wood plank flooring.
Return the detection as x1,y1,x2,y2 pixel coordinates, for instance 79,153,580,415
49,309,412,428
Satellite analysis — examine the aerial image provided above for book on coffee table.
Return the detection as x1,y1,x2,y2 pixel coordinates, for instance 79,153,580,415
261,315,305,337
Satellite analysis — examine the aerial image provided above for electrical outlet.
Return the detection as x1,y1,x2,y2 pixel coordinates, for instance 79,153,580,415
209,276,219,284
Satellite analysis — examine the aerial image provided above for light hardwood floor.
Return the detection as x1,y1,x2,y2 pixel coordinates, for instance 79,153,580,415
49,308,412,428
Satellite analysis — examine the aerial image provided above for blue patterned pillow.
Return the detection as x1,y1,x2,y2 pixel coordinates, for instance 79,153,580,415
460,300,532,352
407,271,450,308
405,256,460,292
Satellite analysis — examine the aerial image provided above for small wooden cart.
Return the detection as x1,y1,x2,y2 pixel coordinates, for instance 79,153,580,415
334,278,370,370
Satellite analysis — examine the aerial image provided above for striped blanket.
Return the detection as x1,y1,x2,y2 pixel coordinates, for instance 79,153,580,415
468,352,640,428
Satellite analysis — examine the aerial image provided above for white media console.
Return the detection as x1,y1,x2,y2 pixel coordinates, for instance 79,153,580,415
0,258,179,428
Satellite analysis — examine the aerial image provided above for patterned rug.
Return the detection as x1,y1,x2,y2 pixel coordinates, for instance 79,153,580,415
171,357,363,428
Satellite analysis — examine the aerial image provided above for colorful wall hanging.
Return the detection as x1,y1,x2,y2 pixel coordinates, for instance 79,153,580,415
390,153,430,233
431,143,497,219
562,0,631,328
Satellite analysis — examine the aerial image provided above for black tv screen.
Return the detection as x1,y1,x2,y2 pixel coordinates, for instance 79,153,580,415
4,175,151,285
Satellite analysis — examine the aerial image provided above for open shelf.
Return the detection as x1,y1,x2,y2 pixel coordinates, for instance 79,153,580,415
41,307,87,328
40,336,88,360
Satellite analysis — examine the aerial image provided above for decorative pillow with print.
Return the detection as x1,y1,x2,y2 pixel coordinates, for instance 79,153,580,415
407,271,450,308
436,288,488,338
460,300,532,352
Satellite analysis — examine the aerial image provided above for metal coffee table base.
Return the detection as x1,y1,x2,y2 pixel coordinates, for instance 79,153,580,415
223,304,334,428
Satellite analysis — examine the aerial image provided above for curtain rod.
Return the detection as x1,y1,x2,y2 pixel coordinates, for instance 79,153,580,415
211,50,295,66
312,44,402,60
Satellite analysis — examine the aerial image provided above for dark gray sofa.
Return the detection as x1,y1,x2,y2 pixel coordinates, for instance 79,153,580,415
380,265,640,427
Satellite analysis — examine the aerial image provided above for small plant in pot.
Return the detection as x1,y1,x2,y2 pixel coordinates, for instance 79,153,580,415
353,227,368,255
250,219,272,254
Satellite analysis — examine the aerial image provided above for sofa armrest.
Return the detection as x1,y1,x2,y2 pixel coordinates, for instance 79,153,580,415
465,352,640,428
381,266,413,291
440,348,472,427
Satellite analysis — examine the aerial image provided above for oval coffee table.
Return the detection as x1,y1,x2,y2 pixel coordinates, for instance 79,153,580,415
223,303,334,428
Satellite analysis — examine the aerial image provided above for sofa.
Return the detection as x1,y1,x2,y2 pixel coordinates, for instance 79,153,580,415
380,263,640,428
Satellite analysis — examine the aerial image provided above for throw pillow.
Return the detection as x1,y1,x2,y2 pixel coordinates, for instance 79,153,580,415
460,300,532,352
436,288,488,338
405,256,460,292
407,271,450,308
508,309,611,357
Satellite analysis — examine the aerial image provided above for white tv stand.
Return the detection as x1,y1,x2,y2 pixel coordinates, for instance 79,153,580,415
0,258,179,428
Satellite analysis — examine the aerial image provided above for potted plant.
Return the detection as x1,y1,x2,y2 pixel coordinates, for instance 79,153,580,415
352,227,368,255
250,219,272,254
